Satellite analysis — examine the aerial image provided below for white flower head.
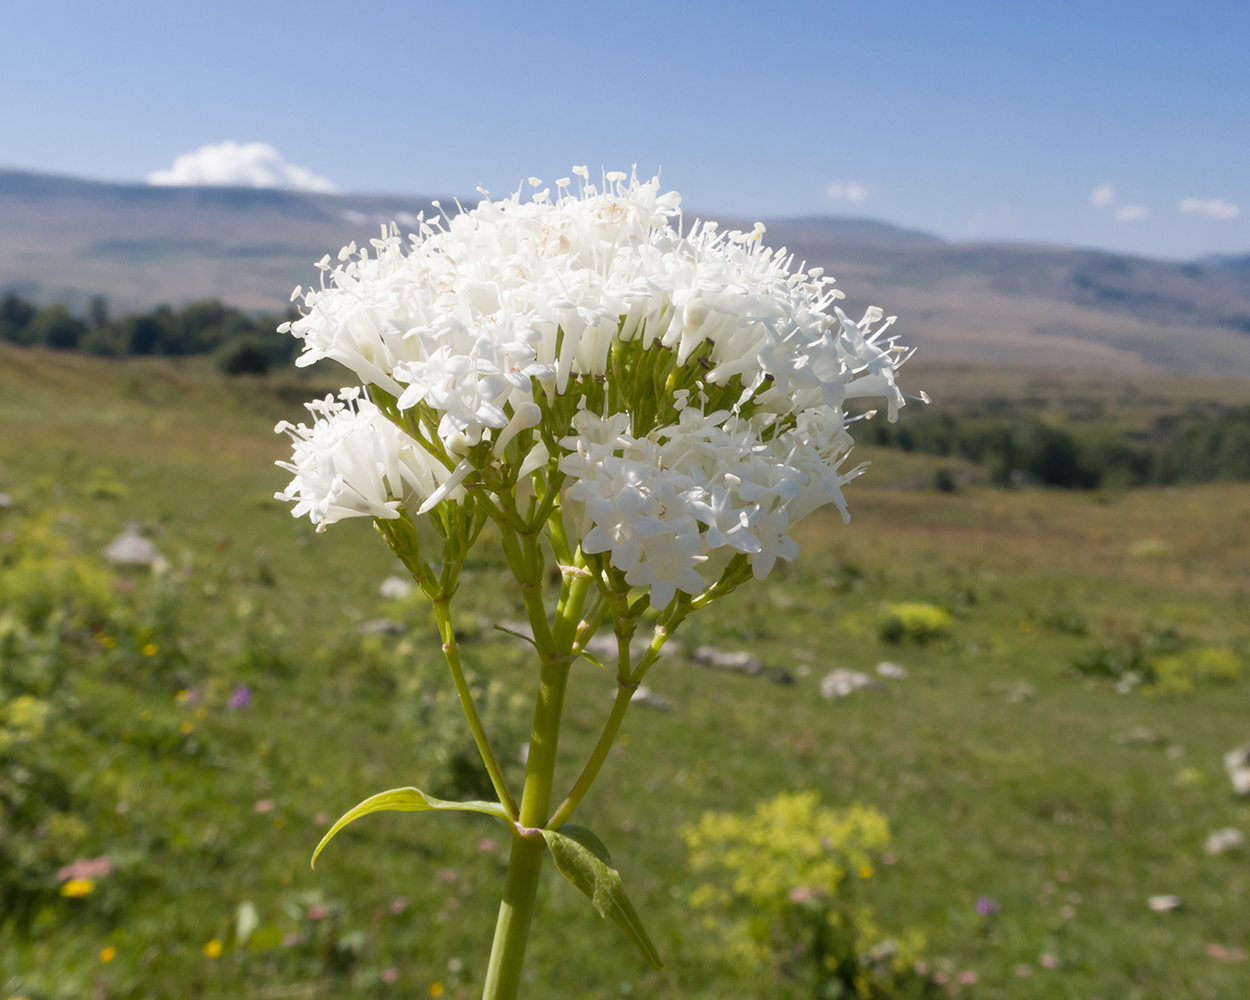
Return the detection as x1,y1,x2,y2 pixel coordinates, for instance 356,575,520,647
277,167,920,608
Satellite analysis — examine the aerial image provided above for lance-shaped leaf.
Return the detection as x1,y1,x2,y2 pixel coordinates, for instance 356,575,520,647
312,788,509,868
540,825,663,970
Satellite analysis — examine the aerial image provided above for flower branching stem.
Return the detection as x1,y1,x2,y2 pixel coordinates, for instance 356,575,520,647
433,600,519,820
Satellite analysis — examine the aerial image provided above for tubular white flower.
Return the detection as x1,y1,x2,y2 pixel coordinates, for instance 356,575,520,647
275,392,459,531
277,166,920,608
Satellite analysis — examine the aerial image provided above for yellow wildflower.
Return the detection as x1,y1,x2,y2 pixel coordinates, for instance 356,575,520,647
203,939,223,959
60,878,94,898
429,984,445,997
99,946,117,963
180,721,194,734
141,643,158,657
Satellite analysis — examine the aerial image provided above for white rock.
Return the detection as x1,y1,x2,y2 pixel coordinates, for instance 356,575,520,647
1147,894,1182,913
630,685,670,711
991,680,1038,703
1204,828,1245,856
820,669,877,699
101,530,160,568
0,493,12,508
693,646,762,674
876,661,908,679
1224,744,1250,796
379,576,413,600
1115,726,1161,746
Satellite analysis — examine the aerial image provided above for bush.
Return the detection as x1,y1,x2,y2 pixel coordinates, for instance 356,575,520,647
0,293,36,345
1069,627,1182,683
878,603,953,645
25,306,87,350
1148,647,1241,695
683,792,934,999
1069,628,1241,694
215,335,272,376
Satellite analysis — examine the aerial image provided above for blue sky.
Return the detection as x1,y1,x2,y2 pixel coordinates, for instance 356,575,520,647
2,0,1247,259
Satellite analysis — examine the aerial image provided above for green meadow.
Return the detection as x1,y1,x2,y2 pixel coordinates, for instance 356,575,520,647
1,344,1248,999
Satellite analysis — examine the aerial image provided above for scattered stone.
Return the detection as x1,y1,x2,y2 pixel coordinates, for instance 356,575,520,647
358,618,405,635
630,685,670,711
1115,726,1162,746
102,529,161,568
991,680,1038,703
1115,671,1143,694
1147,894,1182,913
379,576,413,600
1165,745,1185,759
1204,828,1245,856
0,493,12,508
1225,743,1250,796
820,669,879,699
693,645,763,675
876,661,909,679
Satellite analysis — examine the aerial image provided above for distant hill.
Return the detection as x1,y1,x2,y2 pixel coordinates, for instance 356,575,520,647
4,168,1250,377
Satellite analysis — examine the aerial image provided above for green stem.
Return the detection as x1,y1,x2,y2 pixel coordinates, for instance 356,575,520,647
482,655,572,1000
546,678,635,830
481,830,546,1000
432,600,518,819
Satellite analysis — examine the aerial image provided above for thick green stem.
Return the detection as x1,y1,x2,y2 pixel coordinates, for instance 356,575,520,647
433,600,518,819
482,655,571,1000
481,830,546,1000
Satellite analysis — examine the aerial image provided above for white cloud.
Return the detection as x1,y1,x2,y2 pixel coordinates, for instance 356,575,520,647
1090,183,1115,207
147,141,336,192
827,181,869,203
1179,196,1240,220
1115,204,1148,222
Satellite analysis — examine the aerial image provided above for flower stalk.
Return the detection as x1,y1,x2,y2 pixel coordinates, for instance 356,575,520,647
276,164,918,998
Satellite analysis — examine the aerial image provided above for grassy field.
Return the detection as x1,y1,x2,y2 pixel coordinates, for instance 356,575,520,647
1,344,1248,999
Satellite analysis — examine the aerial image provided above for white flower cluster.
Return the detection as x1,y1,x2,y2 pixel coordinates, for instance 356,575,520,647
275,168,918,606
559,404,861,607
275,391,460,530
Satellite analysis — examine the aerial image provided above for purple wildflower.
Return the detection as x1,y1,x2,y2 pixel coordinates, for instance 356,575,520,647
976,896,1001,916
228,684,252,709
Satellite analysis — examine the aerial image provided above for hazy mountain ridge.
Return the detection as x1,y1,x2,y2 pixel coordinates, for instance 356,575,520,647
4,168,1250,377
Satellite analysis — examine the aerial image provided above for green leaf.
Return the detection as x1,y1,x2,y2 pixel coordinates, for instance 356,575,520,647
579,648,610,672
554,823,612,864
311,788,509,868
493,624,538,648
541,825,663,970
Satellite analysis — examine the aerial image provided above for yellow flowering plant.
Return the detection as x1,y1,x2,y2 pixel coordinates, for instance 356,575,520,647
683,792,933,999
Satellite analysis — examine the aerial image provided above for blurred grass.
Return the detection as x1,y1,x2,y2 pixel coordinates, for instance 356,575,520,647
1,344,1248,999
